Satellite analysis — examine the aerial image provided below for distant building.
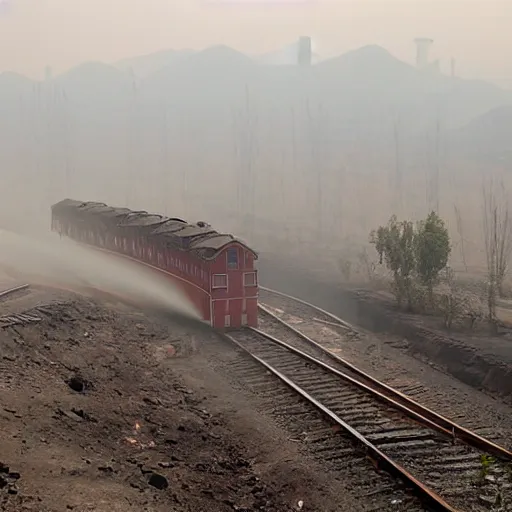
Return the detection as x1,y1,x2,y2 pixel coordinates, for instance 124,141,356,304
413,38,440,74
414,38,433,69
298,36,312,66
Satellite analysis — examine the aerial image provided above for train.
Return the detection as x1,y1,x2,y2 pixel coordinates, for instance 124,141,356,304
51,199,259,329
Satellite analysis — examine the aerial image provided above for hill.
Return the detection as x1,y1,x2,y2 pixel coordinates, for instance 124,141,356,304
115,49,195,79
447,105,512,163
0,42,511,244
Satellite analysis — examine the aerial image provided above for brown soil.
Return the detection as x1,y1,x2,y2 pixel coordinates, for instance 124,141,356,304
0,290,364,512
349,289,512,401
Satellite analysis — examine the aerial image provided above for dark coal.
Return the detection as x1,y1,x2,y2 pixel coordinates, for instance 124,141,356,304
147,472,168,490
67,376,86,393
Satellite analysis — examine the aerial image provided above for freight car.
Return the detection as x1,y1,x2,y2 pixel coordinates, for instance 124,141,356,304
51,199,258,329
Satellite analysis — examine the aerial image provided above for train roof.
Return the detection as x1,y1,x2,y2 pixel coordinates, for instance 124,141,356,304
118,213,166,227
51,199,258,261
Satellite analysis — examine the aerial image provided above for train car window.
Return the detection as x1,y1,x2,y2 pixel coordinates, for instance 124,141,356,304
244,272,257,287
227,248,238,269
212,274,228,289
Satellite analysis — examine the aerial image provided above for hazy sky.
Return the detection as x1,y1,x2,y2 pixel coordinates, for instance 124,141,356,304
0,0,510,87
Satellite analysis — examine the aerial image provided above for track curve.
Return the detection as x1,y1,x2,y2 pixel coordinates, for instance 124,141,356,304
222,287,512,511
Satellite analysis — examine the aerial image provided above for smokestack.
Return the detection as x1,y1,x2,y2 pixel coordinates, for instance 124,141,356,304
414,38,433,68
298,36,312,66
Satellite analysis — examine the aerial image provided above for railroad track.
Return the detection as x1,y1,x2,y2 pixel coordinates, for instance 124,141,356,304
257,287,512,442
257,288,512,457
0,284,29,301
0,284,44,328
223,288,512,512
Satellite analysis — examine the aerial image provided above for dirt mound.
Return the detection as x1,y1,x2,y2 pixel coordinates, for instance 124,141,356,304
0,297,301,511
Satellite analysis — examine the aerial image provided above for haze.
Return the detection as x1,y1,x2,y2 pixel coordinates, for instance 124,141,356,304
1,0,511,87
0,0,511,290
0,228,204,328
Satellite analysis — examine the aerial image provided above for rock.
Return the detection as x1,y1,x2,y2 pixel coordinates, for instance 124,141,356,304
98,466,114,474
7,488,18,495
8,473,20,480
157,462,175,469
479,495,496,505
0,476,7,488
56,408,83,422
164,438,178,445
138,465,154,475
0,463,9,474
147,472,168,490
143,397,161,406
71,408,97,422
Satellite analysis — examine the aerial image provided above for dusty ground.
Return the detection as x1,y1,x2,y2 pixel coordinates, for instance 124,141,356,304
0,287,366,512
258,253,512,403
347,288,512,400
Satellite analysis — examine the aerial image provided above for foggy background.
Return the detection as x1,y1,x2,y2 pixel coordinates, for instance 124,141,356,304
0,0,511,275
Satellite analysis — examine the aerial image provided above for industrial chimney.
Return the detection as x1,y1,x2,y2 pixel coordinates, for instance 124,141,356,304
298,36,312,66
414,38,433,68
44,66,53,81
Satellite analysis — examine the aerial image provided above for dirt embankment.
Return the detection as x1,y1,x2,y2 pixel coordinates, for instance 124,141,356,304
258,254,512,403
0,294,356,512
349,290,512,401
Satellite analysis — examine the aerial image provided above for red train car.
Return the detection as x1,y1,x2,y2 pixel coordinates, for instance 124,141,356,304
51,199,259,329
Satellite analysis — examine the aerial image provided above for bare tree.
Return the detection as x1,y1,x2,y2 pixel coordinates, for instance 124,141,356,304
453,204,468,272
425,116,441,215
482,179,512,325
392,113,403,216
232,84,258,238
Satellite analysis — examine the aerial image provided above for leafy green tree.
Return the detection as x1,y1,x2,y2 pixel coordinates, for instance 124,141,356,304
370,215,416,309
415,211,451,303
370,212,451,311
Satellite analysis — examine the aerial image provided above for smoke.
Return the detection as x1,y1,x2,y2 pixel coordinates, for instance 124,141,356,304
0,229,210,332
0,0,12,16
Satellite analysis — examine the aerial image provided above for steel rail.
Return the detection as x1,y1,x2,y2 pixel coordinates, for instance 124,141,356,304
225,331,461,512
259,285,356,331
0,284,29,300
250,325,453,438
258,301,512,462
